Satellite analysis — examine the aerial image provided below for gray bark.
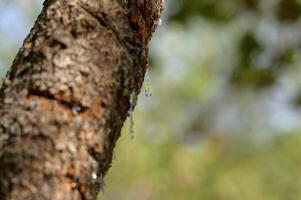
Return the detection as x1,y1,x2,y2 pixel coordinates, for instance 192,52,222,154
0,0,163,199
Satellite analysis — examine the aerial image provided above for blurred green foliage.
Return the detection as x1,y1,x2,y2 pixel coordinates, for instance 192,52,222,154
101,0,301,199
102,132,301,200
277,0,301,21
171,0,259,23
1,0,301,199
231,32,277,89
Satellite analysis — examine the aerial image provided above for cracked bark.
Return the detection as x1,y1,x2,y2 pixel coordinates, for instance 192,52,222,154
0,0,164,199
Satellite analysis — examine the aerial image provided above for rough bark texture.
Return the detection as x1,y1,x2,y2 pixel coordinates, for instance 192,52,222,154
0,0,163,199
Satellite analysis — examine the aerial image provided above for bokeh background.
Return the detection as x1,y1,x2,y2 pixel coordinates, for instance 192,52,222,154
1,0,301,199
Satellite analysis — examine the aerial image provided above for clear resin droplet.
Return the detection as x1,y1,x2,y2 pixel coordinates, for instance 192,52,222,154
144,69,152,97
128,111,135,139
112,152,117,161
128,91,137,139
72,105,81,114
91,160,99,181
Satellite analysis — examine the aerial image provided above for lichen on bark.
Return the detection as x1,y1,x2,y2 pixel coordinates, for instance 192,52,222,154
0,0,164,199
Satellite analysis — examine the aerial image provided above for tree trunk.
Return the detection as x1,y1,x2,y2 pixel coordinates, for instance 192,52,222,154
0,0,163,199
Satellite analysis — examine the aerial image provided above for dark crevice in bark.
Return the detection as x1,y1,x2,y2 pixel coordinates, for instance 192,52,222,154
65,174,86,200
79,6,123,41
87,147,106,174
79,4,142,55
77,184,87,200
48,39,68,50
79,6,108,29
29,89,88,113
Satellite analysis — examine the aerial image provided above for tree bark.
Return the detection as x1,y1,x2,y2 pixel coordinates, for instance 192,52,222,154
0,0,163,199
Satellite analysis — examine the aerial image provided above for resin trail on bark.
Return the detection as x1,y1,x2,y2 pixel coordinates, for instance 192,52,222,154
0,0,164,199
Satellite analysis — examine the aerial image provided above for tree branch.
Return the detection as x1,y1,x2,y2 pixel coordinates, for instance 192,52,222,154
0,0,163,199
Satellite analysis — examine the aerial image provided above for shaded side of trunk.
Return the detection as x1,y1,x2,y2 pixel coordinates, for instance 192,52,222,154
0,0,163,199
